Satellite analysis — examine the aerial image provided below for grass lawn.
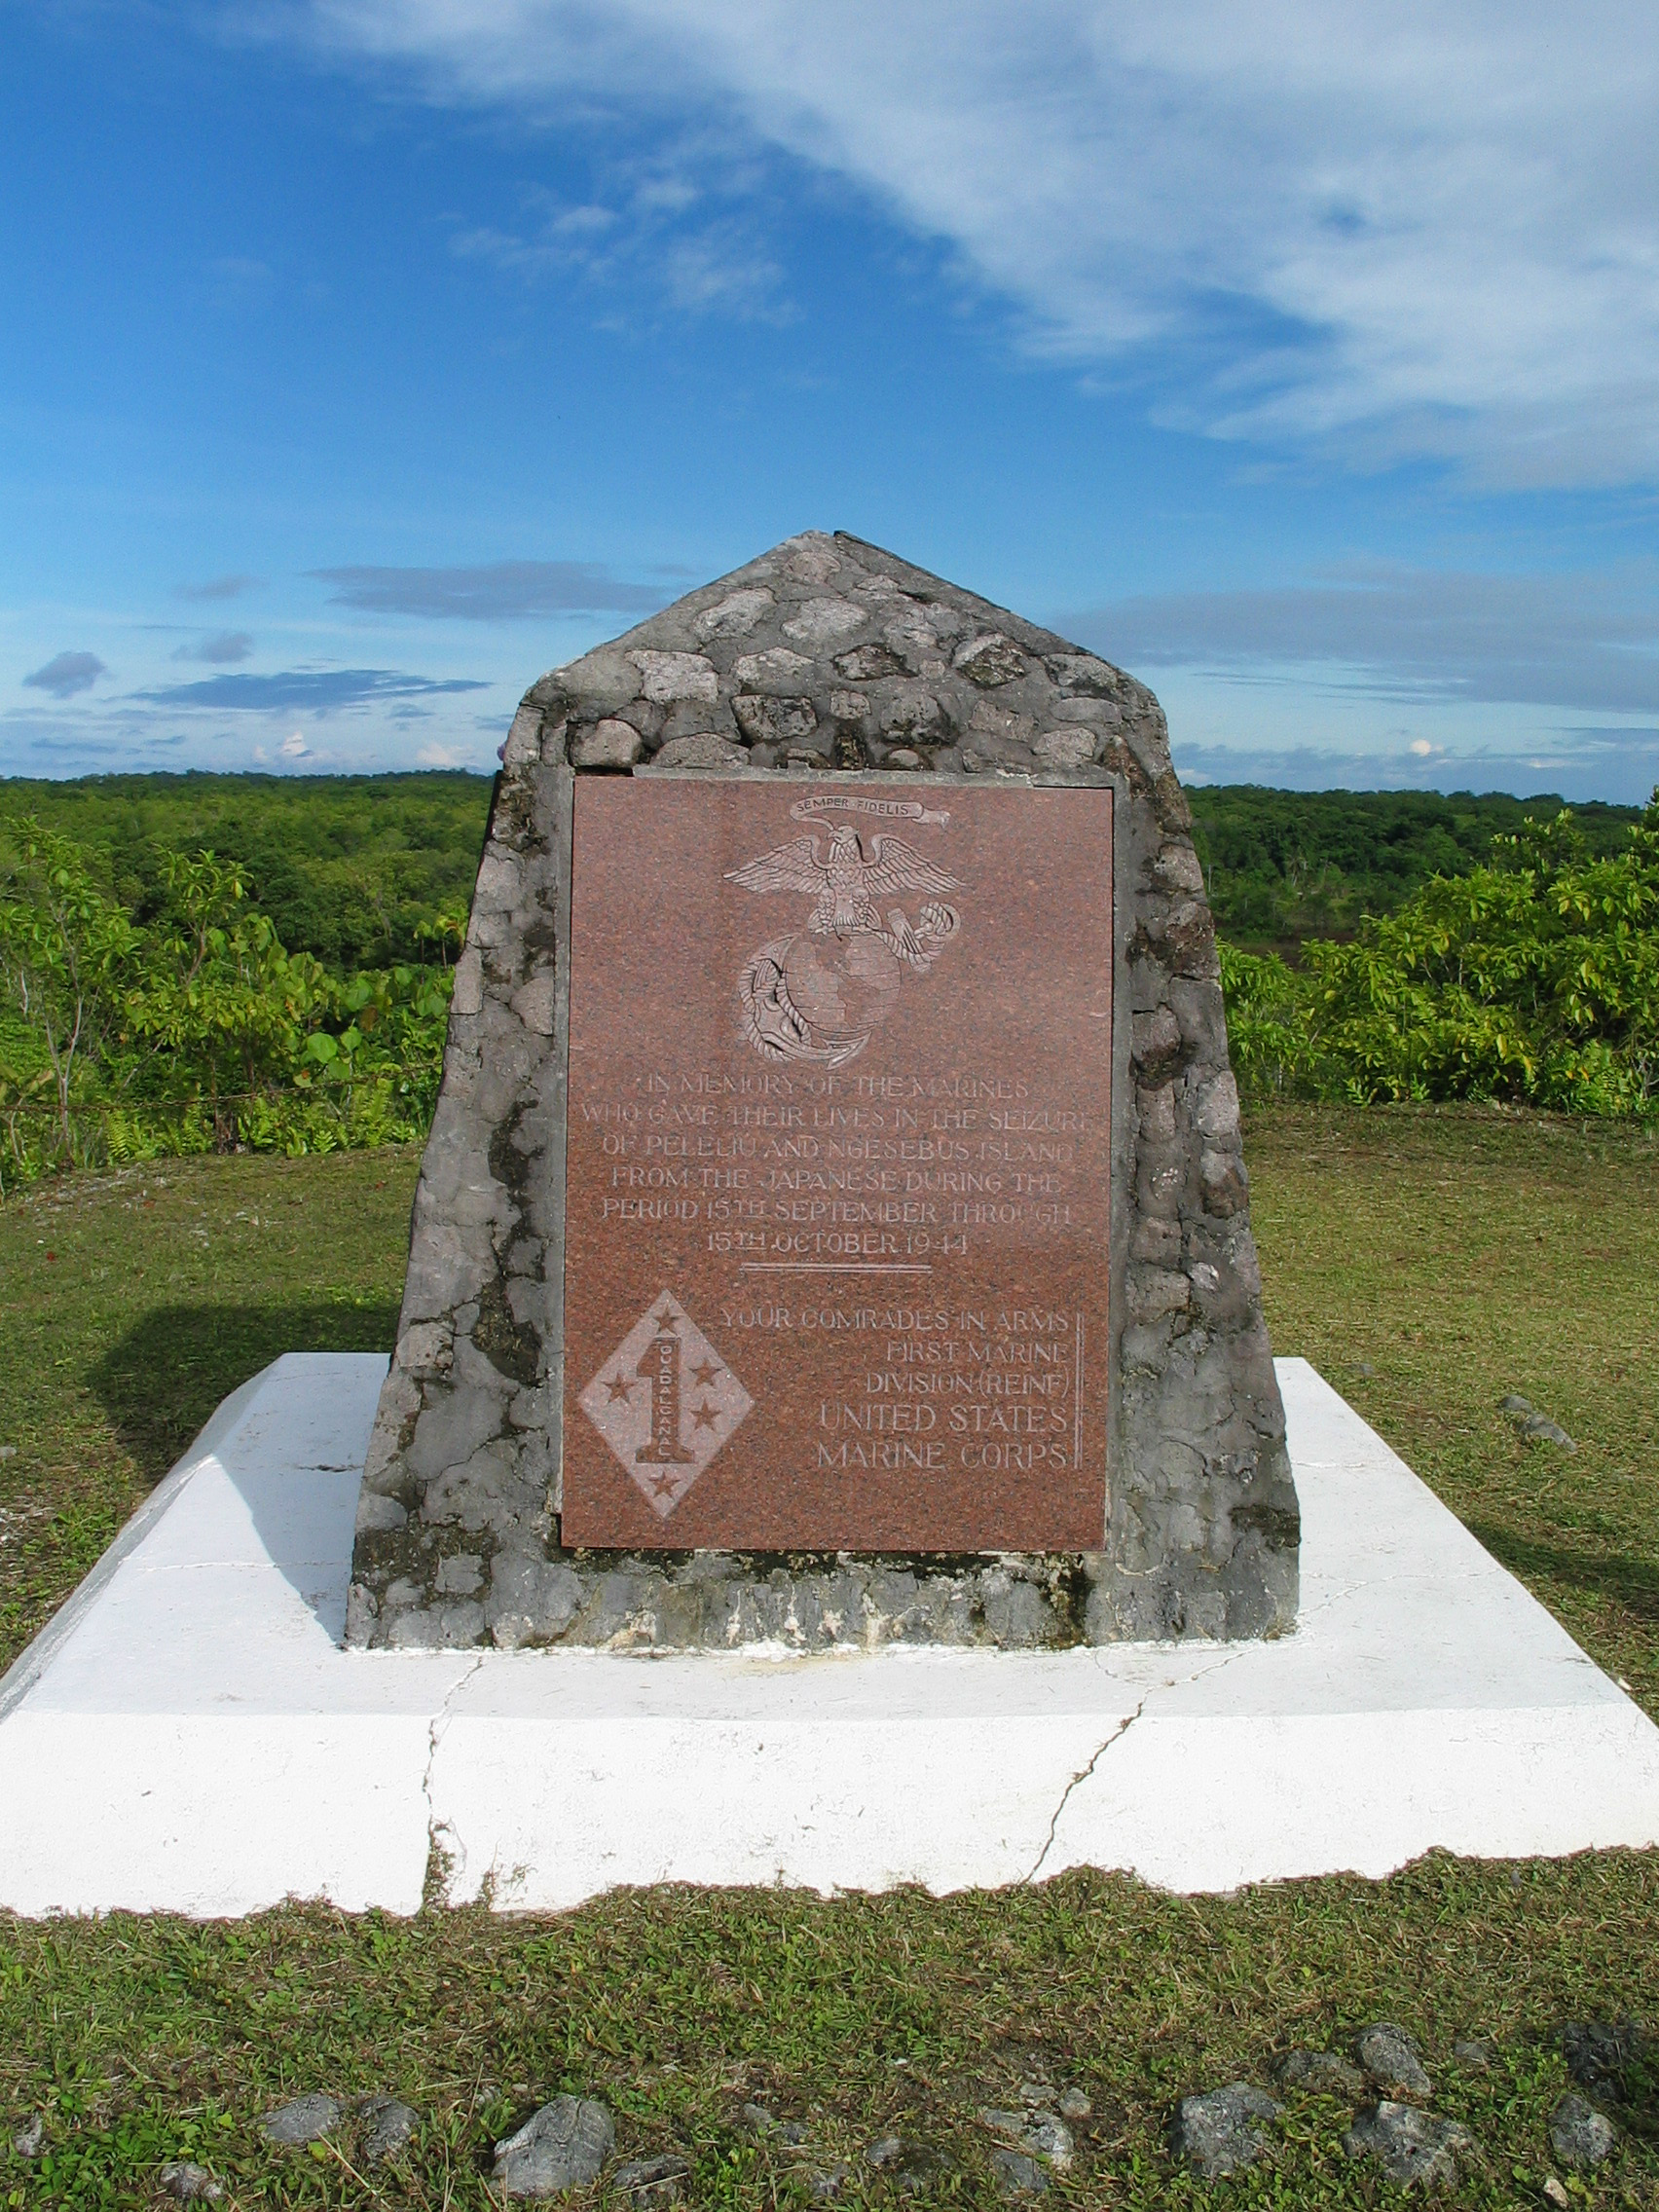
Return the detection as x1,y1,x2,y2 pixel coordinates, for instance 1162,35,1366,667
0,1107,1655,2209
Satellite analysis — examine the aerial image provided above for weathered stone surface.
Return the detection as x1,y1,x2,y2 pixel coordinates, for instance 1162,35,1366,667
1550,2092,1617,2168
1354,2023,1433,2100
160,2162,224,2202
1168,2083,1281,2178
613,2152,692,2203
1501,1393,1577,1450
350,531,1297,1646
358,2096,419,2161
990,2147,1049,2195
493,2096,614,2198
1272,2048,1366,2098
262,2093,343,2146
980,2109,1073,2169
13,2115,44,2158
1344,2102,1474,2188
647,732,747,770
571,719,643,769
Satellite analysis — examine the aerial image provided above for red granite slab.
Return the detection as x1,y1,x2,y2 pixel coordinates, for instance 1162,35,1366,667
562,776,1114,1550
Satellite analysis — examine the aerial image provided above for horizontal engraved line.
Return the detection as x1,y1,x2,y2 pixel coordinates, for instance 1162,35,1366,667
738,1262,935,1274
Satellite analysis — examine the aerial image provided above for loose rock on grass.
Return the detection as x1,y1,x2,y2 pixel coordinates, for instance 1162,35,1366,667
1354,2023,1433,2099
1272,2048,1367,2097
357,2094,418,2161
12,2115,43,2158
1550,2093,1618,2169
1168,2083,1282,2178
612,2152,691,2205
1499,1394,1575,1449
990,2146,1048,2196
1344,2101,1474,2187
493,2095,614,2199
261,2093,343,2145
863,2136,945,2193
979,2107,1074,2170
159,2161,224,2202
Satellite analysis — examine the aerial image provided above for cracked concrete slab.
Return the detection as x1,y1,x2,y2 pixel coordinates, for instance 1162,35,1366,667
0,1355,1655,1914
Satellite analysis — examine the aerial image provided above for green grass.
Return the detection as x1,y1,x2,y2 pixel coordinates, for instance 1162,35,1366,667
1,1109,1656,2209
0,1149,417,1672
1246,1105,1659,1720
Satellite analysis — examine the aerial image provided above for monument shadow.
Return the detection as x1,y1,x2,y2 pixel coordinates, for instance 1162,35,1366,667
92,1298,398,1633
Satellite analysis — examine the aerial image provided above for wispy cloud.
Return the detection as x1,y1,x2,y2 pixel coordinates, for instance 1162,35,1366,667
132,667,491,711
177,573,265,601
171,631,255,664
311,559,666,619
1066,565,1659,716
446,162,790,325
23,650,107,698
273,0,1659,488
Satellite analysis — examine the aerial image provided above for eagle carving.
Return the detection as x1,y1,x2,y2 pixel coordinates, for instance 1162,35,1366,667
723,816,966,1066
724,823,961,946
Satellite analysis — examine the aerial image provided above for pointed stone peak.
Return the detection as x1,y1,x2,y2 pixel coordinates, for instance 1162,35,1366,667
500,530,1173,793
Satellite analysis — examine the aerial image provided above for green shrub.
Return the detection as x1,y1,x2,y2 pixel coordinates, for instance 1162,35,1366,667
0,817,453,1189
1223,793,1659,1116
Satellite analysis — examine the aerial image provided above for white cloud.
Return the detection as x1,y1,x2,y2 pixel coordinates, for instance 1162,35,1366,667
280,730,311,757
445,164,790,323
272,0,1659,487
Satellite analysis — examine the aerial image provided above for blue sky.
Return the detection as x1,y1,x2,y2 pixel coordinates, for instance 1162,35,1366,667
3,1,1656,800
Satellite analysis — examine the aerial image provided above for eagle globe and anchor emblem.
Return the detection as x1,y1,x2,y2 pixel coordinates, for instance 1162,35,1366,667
723,793,965,1064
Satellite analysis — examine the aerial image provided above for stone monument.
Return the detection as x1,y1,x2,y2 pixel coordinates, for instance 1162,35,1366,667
346,532,1298,1651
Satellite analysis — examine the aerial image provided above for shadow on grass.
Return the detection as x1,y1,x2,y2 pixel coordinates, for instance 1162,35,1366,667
91,1298,399,1486
1468,1521,1659,1630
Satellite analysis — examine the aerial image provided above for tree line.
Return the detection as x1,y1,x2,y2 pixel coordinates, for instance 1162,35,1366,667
3,780,1654,1192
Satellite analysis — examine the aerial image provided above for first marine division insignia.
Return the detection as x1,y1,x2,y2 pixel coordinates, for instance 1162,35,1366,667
578,1292,754,1519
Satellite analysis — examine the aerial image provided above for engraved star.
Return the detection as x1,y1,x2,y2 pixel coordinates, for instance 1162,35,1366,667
606,1372,634,1403
648,1470,681,1498
691,1399,719,1431
654,1302,677,1328
689,1358,721,1387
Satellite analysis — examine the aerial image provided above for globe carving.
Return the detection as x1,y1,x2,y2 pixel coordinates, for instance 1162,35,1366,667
782,932,903,1051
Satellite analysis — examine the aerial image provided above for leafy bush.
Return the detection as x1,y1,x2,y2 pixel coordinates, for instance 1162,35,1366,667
0,817,452,1191
1222,794,1659,1116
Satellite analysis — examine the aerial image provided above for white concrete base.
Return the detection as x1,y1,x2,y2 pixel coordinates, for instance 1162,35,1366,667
2,1356,1656,1917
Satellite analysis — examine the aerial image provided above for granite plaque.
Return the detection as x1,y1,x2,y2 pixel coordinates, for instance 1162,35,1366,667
561,775,1114,1550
